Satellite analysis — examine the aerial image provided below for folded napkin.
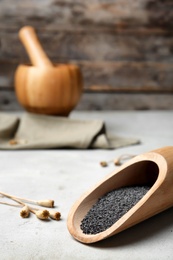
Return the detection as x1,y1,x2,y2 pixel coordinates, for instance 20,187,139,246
0,112,140,149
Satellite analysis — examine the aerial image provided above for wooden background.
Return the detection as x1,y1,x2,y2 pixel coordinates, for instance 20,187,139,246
0,0,173,111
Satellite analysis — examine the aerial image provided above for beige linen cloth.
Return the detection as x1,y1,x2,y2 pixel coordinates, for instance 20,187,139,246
0,112,140,149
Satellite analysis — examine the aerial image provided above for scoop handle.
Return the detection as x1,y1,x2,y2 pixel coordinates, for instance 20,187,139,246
19,26,53,68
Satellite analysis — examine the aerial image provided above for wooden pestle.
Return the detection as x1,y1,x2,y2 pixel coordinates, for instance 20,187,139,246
19,26,53,68
14,26,83,116
67,146,173,243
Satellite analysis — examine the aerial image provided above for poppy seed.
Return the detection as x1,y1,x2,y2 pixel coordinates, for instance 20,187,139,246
80,185,150,235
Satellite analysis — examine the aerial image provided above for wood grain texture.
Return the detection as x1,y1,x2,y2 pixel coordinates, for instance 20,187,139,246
1,90,173,111
1,60,173,92
76,92,173,110
67,146,173,243
0,0,173,109
1,30,173,63
0,0,172,29
79,61,173,91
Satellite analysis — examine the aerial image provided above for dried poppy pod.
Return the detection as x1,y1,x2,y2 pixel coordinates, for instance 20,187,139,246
14,26,83,116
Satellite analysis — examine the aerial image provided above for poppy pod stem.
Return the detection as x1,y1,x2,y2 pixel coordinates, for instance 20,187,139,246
0,200,22,208
0,191,25,206
0,191,54,208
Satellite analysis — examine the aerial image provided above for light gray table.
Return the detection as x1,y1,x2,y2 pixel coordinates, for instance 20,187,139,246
0,110,173,260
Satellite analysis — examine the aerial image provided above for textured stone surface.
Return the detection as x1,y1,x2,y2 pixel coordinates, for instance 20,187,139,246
0,110,173,259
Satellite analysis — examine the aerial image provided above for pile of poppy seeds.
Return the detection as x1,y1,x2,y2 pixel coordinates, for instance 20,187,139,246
80,185,150,235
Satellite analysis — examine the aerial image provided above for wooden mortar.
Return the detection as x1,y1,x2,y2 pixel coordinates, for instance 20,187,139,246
14,26,83,116
67,146,173,243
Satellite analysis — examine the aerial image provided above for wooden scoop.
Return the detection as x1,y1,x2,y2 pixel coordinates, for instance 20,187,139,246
14,26,83,116
67,146,173,243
